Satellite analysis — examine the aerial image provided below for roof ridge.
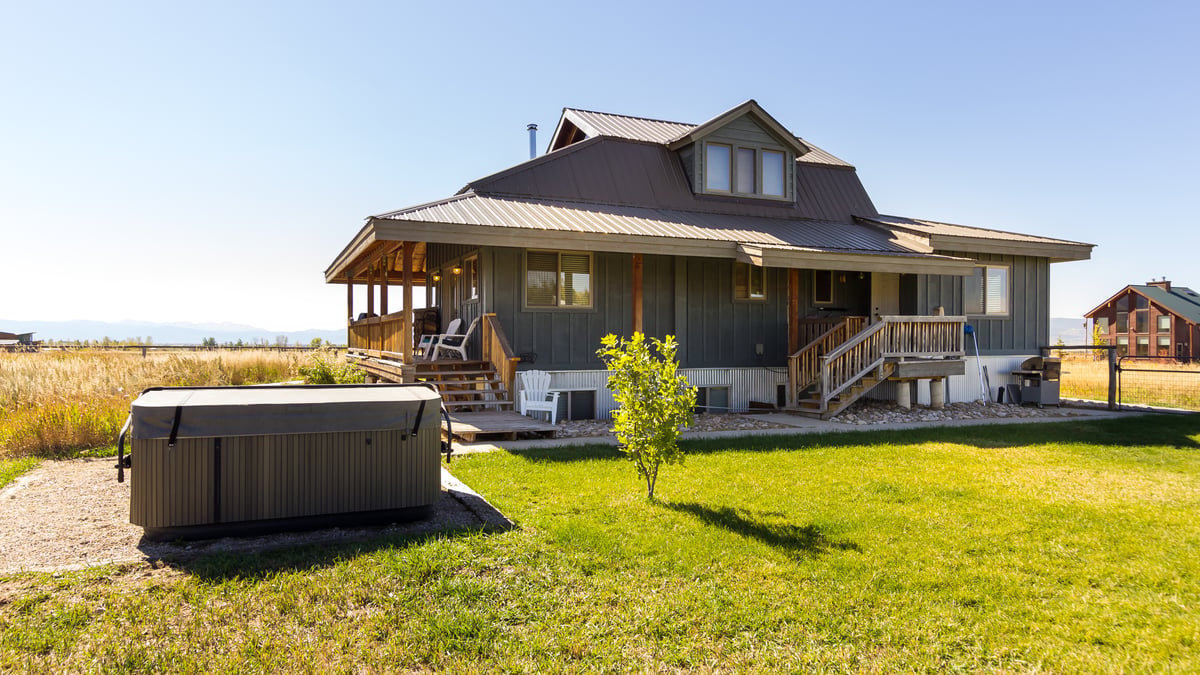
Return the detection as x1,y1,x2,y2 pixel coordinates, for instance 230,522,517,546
564,107,696,128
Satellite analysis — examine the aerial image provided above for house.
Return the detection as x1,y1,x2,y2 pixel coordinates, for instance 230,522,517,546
1084,280,1200,359
0,331,38,352
325,100,1093,420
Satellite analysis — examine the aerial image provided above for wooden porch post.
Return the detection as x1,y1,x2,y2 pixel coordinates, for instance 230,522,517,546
366,264,375,316
380,255,389,317
402,241,414,363
788,269,800,354
632,253,643,335
346,272,354,322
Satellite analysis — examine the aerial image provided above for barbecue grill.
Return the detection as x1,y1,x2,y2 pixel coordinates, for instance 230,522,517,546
1011,356,1061,407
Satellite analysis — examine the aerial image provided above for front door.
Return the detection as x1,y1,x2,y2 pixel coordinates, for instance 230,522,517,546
871,272,901,322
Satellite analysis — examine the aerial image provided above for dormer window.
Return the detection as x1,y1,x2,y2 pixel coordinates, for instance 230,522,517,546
705,143,731,191
701,141,791,200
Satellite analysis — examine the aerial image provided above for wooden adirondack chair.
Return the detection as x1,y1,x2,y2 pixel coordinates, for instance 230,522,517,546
518,369,560,424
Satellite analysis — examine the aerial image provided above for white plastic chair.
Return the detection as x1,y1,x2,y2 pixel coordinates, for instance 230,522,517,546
434,317,479,361
417,318,461,361
518,369,560,424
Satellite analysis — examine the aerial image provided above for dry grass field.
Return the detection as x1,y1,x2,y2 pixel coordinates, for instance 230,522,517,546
1058,355,1200,410
0,350,307,459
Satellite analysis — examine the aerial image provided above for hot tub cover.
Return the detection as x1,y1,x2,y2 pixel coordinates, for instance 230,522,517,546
130,385,441,440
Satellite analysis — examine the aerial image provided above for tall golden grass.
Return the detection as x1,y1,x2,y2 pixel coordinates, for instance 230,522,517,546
0,350,306,459
1059,356,1200,410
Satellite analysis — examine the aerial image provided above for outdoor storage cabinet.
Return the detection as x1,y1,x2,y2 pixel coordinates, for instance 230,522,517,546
124,384,444,540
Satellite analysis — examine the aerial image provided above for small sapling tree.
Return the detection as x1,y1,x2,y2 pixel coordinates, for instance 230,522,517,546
597,332,696,499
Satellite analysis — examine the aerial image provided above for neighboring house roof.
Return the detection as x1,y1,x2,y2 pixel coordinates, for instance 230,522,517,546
1085,284,1200,324
327,101,1095,282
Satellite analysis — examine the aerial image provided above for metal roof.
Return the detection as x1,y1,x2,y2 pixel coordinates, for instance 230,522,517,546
860,214,1087,246
1135,285,1200,324
857,214,1093,262
557,107,853,168
376,193,918,255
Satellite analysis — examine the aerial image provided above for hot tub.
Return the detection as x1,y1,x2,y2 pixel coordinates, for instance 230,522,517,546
117,384,448,541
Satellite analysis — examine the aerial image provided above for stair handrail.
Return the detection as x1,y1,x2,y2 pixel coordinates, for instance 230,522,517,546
818,315,967,411
480,313,520,399
787,316,866,407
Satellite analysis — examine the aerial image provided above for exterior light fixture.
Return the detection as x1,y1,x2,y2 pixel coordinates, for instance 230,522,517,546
432,273,441,283
452,266,462,275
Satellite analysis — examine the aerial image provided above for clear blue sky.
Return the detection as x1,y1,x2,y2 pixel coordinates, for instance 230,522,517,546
2,1,1196,331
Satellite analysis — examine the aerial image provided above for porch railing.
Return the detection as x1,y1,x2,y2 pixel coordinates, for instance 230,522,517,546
787,315,966,412
347,311,409,359
786,316,867,408
481,313,521,398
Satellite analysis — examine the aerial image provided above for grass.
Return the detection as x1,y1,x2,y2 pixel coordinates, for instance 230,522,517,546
0,457,39,489
2,415,1198,672
0,350,312,459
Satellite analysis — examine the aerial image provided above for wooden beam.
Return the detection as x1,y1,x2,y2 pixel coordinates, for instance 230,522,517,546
366,263,375,316
632,253,644,335
380,254,390,317
402,241,414,363
346,272,354,323
788,268,800,354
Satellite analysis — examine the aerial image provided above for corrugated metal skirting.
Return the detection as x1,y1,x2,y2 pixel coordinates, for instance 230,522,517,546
866,355,1033,405
539,368,789,418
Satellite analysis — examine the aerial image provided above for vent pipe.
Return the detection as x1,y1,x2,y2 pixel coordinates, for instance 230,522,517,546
527,123,538,160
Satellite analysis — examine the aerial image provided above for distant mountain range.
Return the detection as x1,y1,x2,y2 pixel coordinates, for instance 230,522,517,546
1,319,344,346
1051,317,1090,346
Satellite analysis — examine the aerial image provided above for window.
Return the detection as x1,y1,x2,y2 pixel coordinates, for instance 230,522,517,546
1095,317,1109,333
1158,336,1171,356
734,261,765,300
1116,336,1129,356
1134,309,1148,333
1136,336,1149,357
703,142,789,198
963,265,1009,316
1116,311,1129,333
762,150,785,196
695,386,730,413
814,270,833,304
705,143,731,191
736,148,756,193
464,256,478,300
525,250,592,308
1158,315,1171,332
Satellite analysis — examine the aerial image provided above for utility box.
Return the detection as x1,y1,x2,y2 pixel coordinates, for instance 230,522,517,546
119,384,445,541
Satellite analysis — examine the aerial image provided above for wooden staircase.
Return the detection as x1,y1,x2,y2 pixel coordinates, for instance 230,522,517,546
786,315,967,420
414,359,514,413
793,363,895,419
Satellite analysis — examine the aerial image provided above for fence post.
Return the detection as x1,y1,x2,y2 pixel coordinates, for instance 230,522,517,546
1107,348,1117,410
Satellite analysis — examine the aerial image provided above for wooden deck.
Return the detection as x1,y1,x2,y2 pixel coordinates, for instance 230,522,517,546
444,411,558,442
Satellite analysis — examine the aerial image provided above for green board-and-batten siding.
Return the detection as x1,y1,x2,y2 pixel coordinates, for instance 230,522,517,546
905,252,1049,355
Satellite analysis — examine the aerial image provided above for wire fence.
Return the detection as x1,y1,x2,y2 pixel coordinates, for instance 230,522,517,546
1052,346,1200,411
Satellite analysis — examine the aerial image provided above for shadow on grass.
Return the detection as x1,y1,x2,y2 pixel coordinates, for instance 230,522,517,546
505,413,1200,464
660,501,860,557
150,523,499,581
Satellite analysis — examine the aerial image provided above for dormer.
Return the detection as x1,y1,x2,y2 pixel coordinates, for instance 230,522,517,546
668,100,810,203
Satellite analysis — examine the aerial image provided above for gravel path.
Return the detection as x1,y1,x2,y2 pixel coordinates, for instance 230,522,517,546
0,459,509,575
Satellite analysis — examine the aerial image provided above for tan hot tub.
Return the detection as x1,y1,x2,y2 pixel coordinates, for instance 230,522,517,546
117,384,447,541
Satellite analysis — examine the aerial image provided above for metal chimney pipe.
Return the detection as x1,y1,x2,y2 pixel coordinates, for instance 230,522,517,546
527,123,538,160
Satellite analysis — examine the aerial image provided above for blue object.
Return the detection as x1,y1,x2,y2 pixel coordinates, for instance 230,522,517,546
964,325,975,334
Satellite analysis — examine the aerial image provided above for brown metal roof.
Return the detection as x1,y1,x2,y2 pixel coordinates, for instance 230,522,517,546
555,107,854,168
466,137,876,223
377,193,917,255
858,215,1093,262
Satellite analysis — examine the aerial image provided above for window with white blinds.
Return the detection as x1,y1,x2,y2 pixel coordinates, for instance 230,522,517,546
526,250,593,308
964,265,1009,316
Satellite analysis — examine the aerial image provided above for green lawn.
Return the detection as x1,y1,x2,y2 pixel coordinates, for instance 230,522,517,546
0,457,39,489
2,415,1198,672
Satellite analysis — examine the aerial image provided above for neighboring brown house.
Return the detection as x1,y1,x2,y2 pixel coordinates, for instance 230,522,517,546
1085,280,1200,359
